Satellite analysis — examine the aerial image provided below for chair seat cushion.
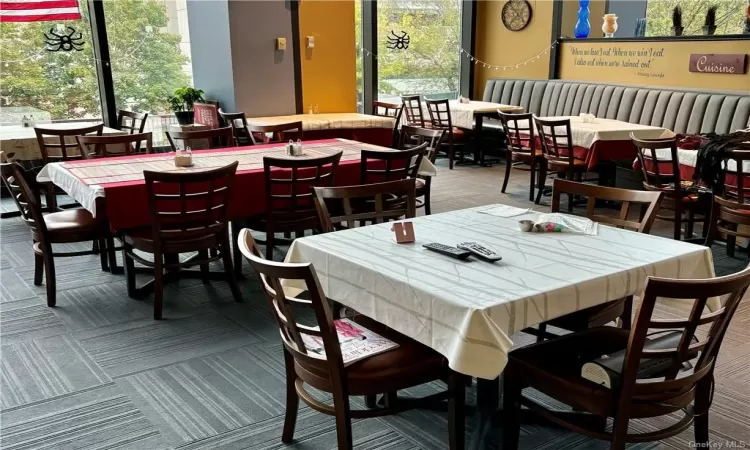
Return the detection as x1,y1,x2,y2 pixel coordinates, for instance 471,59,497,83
39,209,105,243
123,227,219,254
508,327,695,418
294,315,447,396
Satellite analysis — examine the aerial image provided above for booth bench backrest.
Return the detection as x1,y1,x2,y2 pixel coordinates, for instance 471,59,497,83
482,79,750,135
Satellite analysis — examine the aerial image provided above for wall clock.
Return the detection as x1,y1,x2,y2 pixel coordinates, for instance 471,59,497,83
502,0,533,32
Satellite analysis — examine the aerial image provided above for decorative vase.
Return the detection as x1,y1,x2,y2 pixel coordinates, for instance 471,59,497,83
574,0,591,39
673,26,684,36
175,111,194,125
602,14,618,37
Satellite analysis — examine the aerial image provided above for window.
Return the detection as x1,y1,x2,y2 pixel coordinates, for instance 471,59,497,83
645,0,748,36
355,0,364,112
376,0,461,103
0,2,102,124
104,0,193,143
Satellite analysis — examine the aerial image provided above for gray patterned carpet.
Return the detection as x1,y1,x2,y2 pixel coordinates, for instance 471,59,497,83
2,169,749,449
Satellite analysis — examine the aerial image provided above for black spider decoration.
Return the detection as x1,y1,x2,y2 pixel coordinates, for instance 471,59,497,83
44,26,85,52
386,30,410,50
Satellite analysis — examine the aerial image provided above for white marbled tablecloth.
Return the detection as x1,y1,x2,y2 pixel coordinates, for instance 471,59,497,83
284,205,715,379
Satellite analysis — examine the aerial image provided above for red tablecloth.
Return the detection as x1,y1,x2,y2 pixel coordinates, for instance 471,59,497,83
63,139,369,231
527,137,637,170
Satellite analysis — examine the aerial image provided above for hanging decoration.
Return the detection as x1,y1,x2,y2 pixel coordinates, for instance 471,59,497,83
44,26,85,52
386,30,410,50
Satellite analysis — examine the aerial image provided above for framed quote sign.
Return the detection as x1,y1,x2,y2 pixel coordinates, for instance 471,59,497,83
689,54,748,75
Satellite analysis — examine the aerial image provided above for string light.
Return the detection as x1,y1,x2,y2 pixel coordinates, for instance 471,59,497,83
361,40,558,72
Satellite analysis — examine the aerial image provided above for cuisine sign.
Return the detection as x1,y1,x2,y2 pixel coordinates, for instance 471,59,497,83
689,54,747,75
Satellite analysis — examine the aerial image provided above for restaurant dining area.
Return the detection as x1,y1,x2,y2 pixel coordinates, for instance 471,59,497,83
1,0,750,449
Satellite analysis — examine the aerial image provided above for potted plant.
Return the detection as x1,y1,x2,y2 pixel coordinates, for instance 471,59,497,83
168,86,204,125
672,6,684,36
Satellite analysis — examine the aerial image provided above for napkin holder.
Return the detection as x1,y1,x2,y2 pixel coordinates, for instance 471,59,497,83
286,142,303,157
392,222,415,244
458,96,470,104
174,151,193,167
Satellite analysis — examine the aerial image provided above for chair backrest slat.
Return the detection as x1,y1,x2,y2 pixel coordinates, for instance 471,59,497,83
77,132,153,158
498,112,535,154
551,179,663,233
166,126,235,151
35,124,104,164
401,95,425,128
263,152,342,219
360,143,426,184
2,162,47,238
248,121,303,145
117,110,148,134
143,162,237,247
424,99,453,130
238,229,347,375
630,135,682,193
314,179,417,232
218,109,252,146
398,125,445,164
534,117,574,165
617,265,750,406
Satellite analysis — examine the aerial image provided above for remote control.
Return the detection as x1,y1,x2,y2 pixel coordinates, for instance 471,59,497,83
457,242,503,262
423,243,472,260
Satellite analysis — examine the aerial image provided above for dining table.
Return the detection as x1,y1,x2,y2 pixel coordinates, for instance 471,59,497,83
420,100,524,166
521,116,674,170
283,204,716,448
246,113,396,147
0,122,124,162
37,138,437,232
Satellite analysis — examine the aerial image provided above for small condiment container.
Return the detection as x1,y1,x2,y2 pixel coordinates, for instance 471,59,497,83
518,220,534,232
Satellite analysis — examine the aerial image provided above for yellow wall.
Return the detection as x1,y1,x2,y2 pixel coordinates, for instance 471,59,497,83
560,0,606,38
559,40,750,92
298,0,356,113
473,0,554,98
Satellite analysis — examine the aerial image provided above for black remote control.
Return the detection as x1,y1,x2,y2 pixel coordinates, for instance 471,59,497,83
423,243,472,260
457,242,503,262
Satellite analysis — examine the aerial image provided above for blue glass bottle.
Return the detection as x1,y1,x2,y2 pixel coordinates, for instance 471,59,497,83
574,0,591,38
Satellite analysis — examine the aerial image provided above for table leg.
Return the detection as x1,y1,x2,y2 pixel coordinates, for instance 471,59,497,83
468,376,500,450
474,115,485,165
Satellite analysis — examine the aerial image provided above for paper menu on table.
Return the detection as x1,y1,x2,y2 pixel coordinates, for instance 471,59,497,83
477,204,531,218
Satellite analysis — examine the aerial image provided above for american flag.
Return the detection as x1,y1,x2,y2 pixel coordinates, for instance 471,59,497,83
0,0,81,23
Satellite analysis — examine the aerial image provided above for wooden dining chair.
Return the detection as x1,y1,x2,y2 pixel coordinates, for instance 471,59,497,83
35,123,104,164
76,132,153,158
526,179,665,342
372,101,403,148
218,109,252,146
3,162,119,308
399,126,444,215
234,151,343,270
425,98,469,170
534,117,588,207
360,143,426,184
705,149,750,257
116,110,148,152
237,228,466,450
121,162,242,320
497,112,544,203
632,134,710,241
166,126,235,150
35,123,104,211
504,263,750,450
248,121,303,145
314,178,417,232
401,94,427,128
